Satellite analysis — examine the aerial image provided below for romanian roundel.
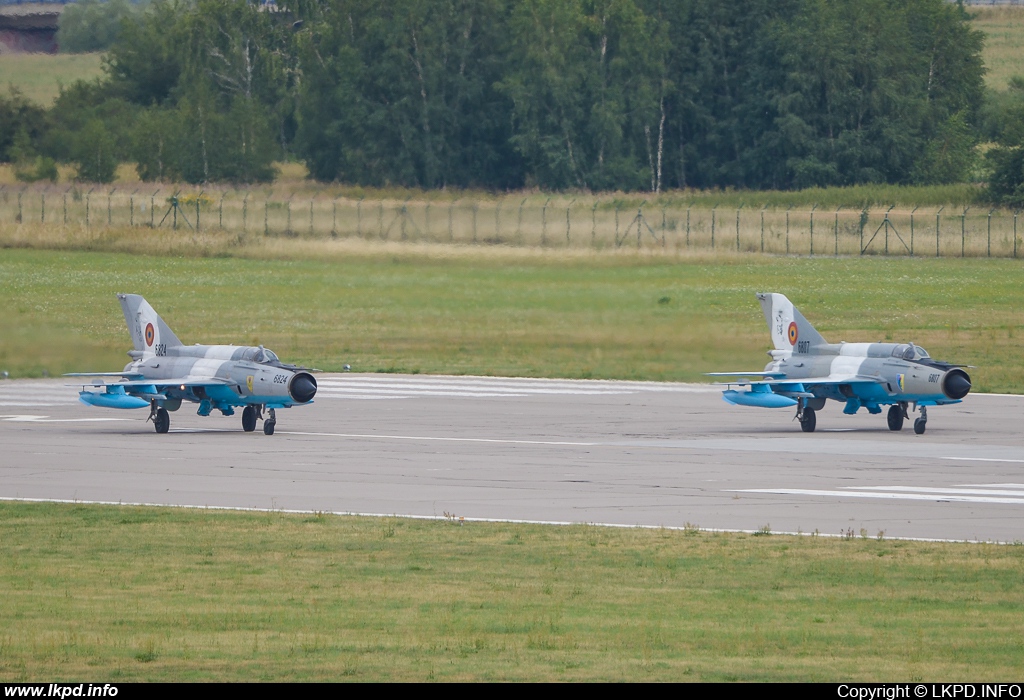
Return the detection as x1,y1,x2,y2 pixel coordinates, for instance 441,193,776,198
145,323,155,347
787,321,798,346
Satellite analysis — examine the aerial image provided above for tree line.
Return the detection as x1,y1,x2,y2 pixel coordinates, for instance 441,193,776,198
6,0,1024,202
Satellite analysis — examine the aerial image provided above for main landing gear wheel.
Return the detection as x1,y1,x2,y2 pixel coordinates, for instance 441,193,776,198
242,405,257,432
799,407,816,433
887,404,904,431
263,408,276,436
154,408,169,434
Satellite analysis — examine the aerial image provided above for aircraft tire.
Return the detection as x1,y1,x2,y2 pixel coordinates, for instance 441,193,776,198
263,419,276,436
800,408,816,433
887,405,904,431
242,405,257,432
154,408,170,434
914,418,926,435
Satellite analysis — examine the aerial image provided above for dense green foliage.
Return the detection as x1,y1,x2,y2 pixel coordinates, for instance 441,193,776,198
56,0,146,54
5,0,1006,193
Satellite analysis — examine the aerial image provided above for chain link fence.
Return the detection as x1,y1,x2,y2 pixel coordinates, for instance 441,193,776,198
1,185,1020,257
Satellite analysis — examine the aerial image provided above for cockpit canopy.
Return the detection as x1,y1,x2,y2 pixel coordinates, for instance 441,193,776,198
242,346,280,364
891,343,930,361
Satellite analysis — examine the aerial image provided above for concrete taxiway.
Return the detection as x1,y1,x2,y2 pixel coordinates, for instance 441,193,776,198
1,374,1022,542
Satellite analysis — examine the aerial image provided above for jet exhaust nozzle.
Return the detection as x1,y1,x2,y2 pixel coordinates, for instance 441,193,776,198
289,372,317,403
942,368,971,400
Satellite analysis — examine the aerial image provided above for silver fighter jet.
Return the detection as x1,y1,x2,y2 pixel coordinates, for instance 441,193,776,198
708,293,971,434
68,294,317,434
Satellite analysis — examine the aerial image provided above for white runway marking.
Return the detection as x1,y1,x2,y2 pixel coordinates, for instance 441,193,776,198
280,430,598,446
730,484,1024,505
944,457,1024,464
0,415,132,423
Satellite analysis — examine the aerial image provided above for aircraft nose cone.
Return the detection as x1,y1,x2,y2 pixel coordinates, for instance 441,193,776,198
289,373,317,403
943,369,971,400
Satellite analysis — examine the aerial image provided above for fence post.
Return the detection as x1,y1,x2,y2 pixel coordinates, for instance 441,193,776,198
472,201,479,243
1015,211,1019,259
332,196,340,237
17,188,23,224
884,205,894,255
425,202,431,241
711,205,717,250
242,192,248,232
541,198,551,246
910,206,918,256
401,197,410,241
449,198,458,242
834,206,841,256
736,203,743,252
566,199,575,245
961,207,969,258
152,189,160,228
286,193,295,235
218,191,227,229
196,189,203,232
615,203,621,245
513,198,524,243
40,188,46,224
310,194,316,236
591,201,599,248
686,206,691,248
378,201,384,239
264,190,272,236
107,188,116,226
760,205,766,253
809,204,817,255
935,206,942,257
987,208,995,257
63,187,70,227
86,188,94,229
661,207,667,249
495,198,502,243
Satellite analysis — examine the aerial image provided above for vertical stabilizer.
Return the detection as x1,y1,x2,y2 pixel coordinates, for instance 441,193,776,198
756,293,828,351
117,294,183,352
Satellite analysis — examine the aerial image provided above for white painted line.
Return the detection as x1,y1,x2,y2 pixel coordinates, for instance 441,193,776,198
853,486,1024,497
0,496,1009,544
944,457,1024,464
960,483,1024,488
280,430,598,446
0,415,133,423
729,488,1024,505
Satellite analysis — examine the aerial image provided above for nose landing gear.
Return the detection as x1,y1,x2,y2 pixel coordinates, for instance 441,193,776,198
914,406,927,435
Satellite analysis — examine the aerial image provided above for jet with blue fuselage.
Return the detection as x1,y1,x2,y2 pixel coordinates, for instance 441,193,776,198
707,293,971,434
67,294,317,434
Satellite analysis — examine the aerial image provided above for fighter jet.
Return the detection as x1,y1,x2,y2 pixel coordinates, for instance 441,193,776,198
67,294,317,434
708,293,971,434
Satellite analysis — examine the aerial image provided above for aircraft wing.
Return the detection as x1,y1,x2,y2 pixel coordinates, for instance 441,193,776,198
65,371,145,378
70,377,233,388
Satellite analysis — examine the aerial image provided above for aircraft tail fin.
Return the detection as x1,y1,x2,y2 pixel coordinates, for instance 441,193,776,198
117,294,183,352
756,293,828,351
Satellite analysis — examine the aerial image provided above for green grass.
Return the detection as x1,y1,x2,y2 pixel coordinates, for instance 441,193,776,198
1,246,1023,392
973,6,1024,91
1,501,1021,681
0,53,104,106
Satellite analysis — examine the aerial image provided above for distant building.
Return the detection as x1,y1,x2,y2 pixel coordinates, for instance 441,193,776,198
0,2,67,54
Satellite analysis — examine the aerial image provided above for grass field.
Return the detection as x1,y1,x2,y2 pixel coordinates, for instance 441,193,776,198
973,5,1024,90
0,53,104,106
1,246,1024,392
1,501,1021,681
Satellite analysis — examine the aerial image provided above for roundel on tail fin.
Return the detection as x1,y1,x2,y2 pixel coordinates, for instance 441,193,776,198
787,321,798,346
145,323,155,347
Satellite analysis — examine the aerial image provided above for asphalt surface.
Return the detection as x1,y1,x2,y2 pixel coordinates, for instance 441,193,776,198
2,374,1023,542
